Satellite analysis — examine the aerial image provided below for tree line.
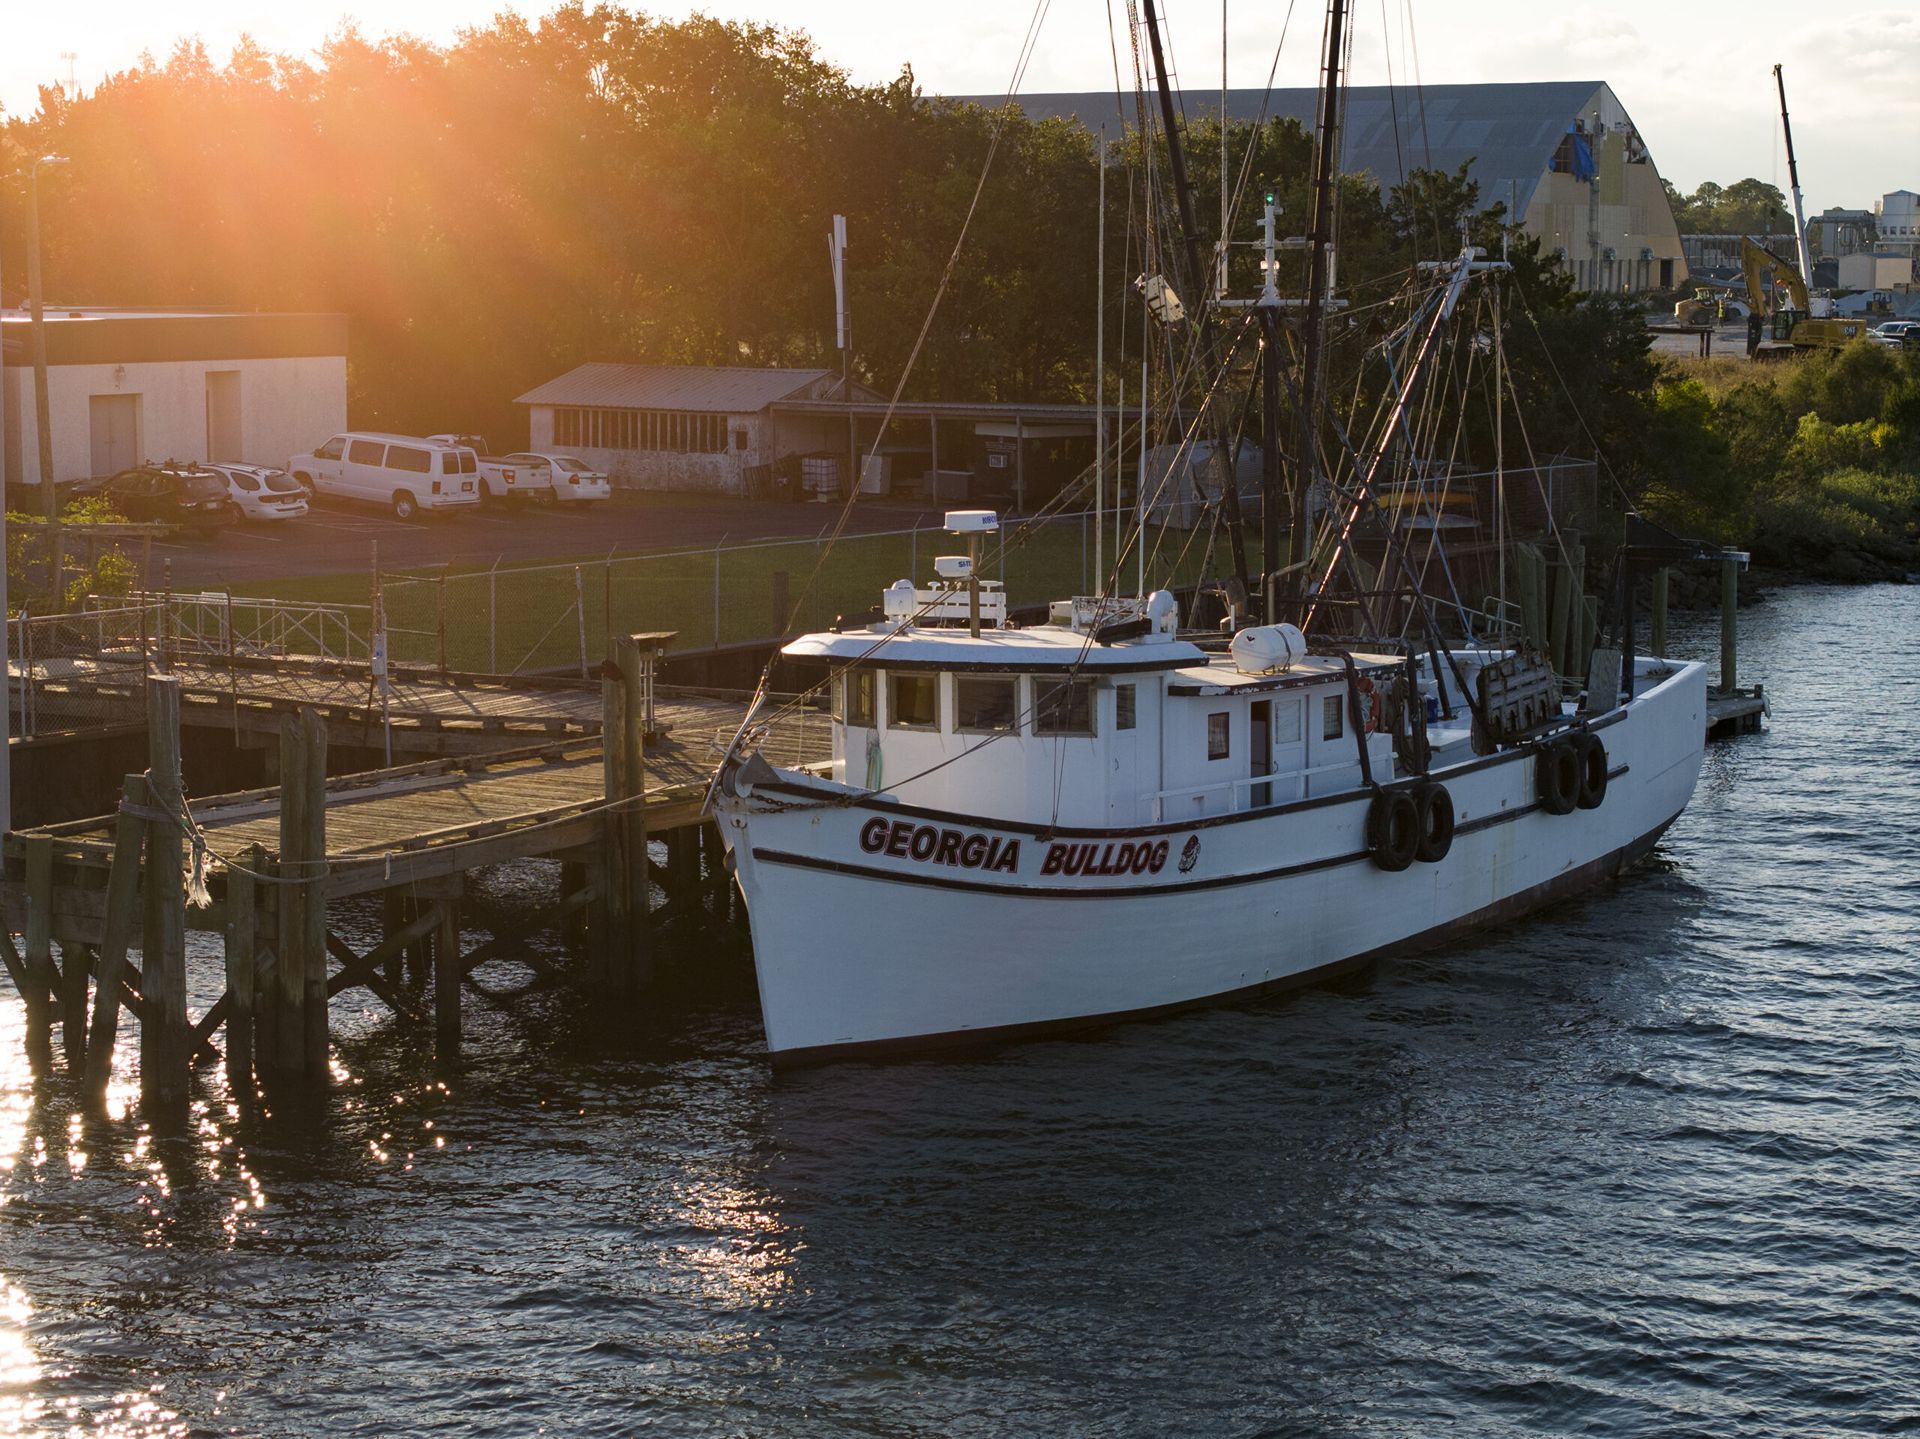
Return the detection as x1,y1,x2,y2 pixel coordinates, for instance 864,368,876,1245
2,7,1607,450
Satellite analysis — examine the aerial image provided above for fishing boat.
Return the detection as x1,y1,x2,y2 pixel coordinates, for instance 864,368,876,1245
711,0,1712,1064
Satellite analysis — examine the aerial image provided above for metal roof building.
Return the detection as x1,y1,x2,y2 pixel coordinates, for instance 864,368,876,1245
515,363,885,496
978,80,1688,292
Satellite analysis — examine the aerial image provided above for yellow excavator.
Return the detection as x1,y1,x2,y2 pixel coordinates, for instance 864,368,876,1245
1740,237,1870,356
1743,67,1872,357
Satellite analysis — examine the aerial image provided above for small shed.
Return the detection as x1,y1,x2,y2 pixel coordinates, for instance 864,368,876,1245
515,363,883,495
1,308,347,488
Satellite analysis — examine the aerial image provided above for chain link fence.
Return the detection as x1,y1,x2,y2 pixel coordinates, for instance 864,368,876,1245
373,508,1236,676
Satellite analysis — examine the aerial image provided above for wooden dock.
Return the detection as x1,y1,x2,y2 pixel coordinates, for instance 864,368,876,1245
12,652,613,755
0,633,828,1114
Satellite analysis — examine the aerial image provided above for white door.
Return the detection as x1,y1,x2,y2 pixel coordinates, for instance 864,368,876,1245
1270,694,1306,802
1107,679,1141,823
89,393,142,478
205,370,242,461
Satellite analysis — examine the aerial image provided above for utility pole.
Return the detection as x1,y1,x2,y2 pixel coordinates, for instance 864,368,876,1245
830,214,856,501
29,155,70,611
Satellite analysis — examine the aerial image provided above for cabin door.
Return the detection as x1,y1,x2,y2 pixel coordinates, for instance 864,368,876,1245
1250,701,1273,807
1107,680,1142,824
1269,695,1306,801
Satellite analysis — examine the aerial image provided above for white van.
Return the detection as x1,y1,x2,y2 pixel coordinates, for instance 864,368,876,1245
289,432,482,519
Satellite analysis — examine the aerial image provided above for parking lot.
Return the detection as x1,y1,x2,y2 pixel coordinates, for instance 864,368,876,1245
138,492,946,589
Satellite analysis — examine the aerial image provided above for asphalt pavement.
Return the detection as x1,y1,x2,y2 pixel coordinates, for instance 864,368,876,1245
146,492,947,589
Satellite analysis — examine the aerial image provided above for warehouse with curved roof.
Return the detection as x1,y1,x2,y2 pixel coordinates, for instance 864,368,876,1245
986,80,1688,293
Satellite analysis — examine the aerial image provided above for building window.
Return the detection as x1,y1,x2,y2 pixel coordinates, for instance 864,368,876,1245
733,429,749,451
1035,677,1096,736
1322,694,1345,741
1115,683,1136,731
1207,711,1230,761
888,672,939,730
955,675,1017,733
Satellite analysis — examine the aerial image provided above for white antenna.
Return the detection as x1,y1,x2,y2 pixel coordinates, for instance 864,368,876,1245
61,52,78,99
829,214,849,353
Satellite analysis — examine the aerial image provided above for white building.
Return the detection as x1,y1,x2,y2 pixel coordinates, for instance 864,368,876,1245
1,308,347,487
516,363,880,494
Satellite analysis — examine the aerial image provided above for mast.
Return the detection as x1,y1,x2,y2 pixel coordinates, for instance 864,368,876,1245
1292,0,1349,606
1095,127,1107,588
1773,64,1814,287
1140,0,1253,595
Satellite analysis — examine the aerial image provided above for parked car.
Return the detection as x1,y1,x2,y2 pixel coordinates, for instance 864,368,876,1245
289,432,482,520
1871,320,1920,348
209,462,309,521
503,452,612,504
425,434,554,503
80,462,236,531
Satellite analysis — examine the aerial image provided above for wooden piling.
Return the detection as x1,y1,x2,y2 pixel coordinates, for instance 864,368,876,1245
1547,558,1573,678
1720,554,1739,694
435,900,461,1046
274,708,329,1086
141,674,189,1113
22,834,54,1076
60,943,89,1075
1651,567,1669,659
223,846,258,1099
85,775,148,1098
593,634,651,994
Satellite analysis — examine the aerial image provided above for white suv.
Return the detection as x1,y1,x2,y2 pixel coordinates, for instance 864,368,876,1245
290,432,482,519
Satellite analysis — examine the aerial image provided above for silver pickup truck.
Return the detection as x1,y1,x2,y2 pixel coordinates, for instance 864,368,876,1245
426,434,554,503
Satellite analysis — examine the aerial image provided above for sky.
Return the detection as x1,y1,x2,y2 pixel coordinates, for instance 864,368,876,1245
3,0,1915,215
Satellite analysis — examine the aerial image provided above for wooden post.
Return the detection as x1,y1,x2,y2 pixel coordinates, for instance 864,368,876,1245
60,943,89,1076
274,708,328,1086
22,834,55,1076
223,846,258,1099
299,711,328,1079
1720,554,1738,694
85,774,148,1097
1547,557,1573,679
142,674,189,1113
1650,567,1669,658
435,900,460,1048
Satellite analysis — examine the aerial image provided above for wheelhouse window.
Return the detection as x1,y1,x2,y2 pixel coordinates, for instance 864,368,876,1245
955,675,1017,733
1035,677,1096,736
888,672,939,730
839,669,876,726
1207,711,1230,760
1322,694,1345,740
1115,683,1136,731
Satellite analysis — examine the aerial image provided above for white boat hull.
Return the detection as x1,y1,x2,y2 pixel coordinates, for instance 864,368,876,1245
716,660,1707,1064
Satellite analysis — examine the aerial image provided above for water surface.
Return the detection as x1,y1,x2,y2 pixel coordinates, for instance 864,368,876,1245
3,583,1916,1436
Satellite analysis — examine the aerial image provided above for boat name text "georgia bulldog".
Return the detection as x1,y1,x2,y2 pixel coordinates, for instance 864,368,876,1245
1039,839,1172,877
859,817,1021,873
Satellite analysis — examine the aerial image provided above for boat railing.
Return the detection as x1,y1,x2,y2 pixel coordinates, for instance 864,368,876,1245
1149,756,1364,820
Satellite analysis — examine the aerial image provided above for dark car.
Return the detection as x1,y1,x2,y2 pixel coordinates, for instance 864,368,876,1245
86,462,237,531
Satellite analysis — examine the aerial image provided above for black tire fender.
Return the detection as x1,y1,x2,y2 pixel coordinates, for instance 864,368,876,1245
1536,738,1580,816
1367,789,1420,872
1575,732,1609,809
1414,782,1454,863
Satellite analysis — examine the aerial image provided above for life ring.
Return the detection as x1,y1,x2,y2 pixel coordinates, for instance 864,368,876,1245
1356,676,1382,734
1414,781,1454,863
1366,789,1419,872
1536,738,1580,816
1574,732,1609,809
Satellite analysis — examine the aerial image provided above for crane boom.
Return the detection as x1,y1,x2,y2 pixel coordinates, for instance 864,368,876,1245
1772,64,1815,288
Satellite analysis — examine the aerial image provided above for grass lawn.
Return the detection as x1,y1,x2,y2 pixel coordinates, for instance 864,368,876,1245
236,515,1252,674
